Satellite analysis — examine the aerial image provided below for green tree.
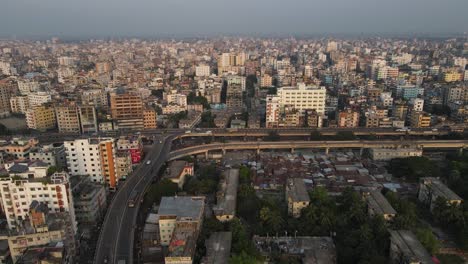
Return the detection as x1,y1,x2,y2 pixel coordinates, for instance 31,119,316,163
416,227,440,254
229,251,261,264
259,207,284,234
47,166,58,176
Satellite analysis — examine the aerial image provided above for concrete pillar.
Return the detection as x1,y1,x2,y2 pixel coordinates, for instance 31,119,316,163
222,148,226,155
360,148,364,156
205,151,209,159
325,147,329,155
459,148,464,156
256,148,260,155
291,148,295,154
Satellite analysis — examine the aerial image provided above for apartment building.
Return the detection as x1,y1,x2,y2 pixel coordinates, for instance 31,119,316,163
338,109,360,128
55,102,81,134
78,105,98,134
29,143,67,168
17,80,40,95
64,138,119,188
71,176,107,225
389,230,433,264
28,92,52,107
0,137,38,159
10,95,29,114
0,172,76,232
195,65,210,77
409,111,432,128
26,105,56,131
110,91,144,130
226,84,243,109
365,190,397,221
116,136,143,164
143,108,157,129
0,79,13,117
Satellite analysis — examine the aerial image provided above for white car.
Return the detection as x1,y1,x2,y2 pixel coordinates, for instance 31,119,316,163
146,160,151,165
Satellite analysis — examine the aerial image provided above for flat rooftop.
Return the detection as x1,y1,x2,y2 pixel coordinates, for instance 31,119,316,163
367,190,397,216
202,232,232,264
158,196,204,221
286,178,310,202
214,169,239,217
389,230,433,264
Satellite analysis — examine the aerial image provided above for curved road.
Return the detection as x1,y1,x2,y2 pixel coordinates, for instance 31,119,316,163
94,135,176,264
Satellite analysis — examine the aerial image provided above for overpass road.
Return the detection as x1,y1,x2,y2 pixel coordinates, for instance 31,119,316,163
94,134,176,264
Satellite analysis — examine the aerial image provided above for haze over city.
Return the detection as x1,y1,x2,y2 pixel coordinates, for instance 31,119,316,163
1,0,468,38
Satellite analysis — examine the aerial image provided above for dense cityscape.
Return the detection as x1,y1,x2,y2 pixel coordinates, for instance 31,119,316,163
0,35,466,264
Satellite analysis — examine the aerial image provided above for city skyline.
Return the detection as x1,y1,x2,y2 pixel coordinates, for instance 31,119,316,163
1,0,468,38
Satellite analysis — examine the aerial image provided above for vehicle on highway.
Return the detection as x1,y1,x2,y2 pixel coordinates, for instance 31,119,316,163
185,130,191,134
146,160,151,165
206,130,212,134
128,190,140,208
159,140,163,143
195,128,201,131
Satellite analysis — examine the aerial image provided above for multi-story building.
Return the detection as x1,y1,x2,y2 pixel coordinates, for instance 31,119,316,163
10,95,29,114
0,137,38,159
71,176,107,225
395,85,424,100
110,91,144,130
116,136,143,164
64,138,119,188
17,80,40,95
195,65,210,77
286,178,310,218
218,52,245,75
0,79,13,117
443,71,463,83
29,143,67,168
26,105,56,131
226,75,246,91
28,92,52,107
369,147,423,161
410,98,424,112
7,203,75,263
78,105,98,134
166,93,187,108
158,196,205,264
55,102,81,134
266,95,280,128
226,84,243,109
143,108,157,129
409,111,431,128
115,151,133,180
276,84,326,114
338,109,360,128
260,74,273,87
0,172,76,232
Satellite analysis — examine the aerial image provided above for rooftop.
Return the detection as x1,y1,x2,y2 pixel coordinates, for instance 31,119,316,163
167,160,191,179
158,196,205,221
213,169,239,217
202,232,232,264
420,177,462,201
389,230,433,264
286,178,310,203
367,190,397,216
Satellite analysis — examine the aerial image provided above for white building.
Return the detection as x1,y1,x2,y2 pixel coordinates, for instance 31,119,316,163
64,138,119,187
410,98,424,112
18,80,40,95
380,92,394,107
10,96,29,114
166,93,187,108
195,65,211,77
28,92,52,107
0,171,77,232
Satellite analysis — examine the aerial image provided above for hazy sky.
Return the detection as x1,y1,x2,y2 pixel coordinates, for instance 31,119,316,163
1,0,467,38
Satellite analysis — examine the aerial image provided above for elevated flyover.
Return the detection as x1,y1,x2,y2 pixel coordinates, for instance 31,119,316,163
168,139,468,160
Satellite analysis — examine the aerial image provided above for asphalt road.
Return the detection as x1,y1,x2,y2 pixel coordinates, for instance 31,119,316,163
94,135,174,264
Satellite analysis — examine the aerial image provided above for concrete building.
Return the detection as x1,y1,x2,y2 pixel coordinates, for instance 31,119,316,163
28,92,52,107
254,236,336,264
29,143,67,168
0,172,76,232
369,147,423,161
410,98,424,112
389,230,433,264
214,169,239,222
55,102,81,134
0,137,38,159
0,79,13,117
179,111,202,129
195,65,210,77
71,176,107,226
64,138,119,189
226,84,243,109
17,80,40,95
266,95,280,128
166,160,194,189
410,111,432,128
418,177,462,211
115,151,133,180
26,105,56,131
78,105,98,134
272,83,326,114
366,190,397,221
201,232,232,264
338,109,360,128
116,136,143,164
395,85,424,100
143,108,157,129
110,91,144,130
10,95,29,114
286,178,310,218
158,196,205,246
